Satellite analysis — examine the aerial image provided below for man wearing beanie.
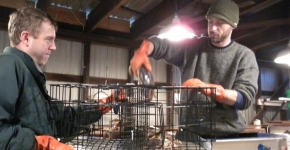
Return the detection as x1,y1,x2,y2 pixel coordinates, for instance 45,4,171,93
130,0,259,149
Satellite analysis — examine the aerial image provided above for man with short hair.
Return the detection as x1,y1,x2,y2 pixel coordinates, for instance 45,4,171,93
130,0,259,144
0,7,74,150
0,7,123,150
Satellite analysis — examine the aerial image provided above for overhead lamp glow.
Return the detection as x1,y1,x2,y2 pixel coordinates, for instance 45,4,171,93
157,15,196,42
274,41,290,67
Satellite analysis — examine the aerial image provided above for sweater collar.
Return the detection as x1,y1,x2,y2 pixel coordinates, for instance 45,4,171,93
209,39,235,52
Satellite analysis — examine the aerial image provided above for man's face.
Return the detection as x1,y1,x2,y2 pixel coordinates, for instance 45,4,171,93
27,21,56,66
207,17,233,44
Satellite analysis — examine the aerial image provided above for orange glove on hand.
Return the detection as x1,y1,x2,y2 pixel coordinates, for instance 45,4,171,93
35,135,74,150
129,40,152,77
182,78,226,103
98,89,127,114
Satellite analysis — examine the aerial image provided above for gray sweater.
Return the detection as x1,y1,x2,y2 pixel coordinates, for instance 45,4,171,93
149,37,259,136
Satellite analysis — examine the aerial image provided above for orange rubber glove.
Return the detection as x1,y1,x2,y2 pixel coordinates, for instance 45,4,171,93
98,89,127,114
129,40,152,77
35,135,74,150
182,78,226,103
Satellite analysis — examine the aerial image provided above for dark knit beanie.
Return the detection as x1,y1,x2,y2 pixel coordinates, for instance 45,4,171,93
205,0,239,28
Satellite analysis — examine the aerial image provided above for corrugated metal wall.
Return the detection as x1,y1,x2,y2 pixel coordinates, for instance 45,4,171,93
90,44,128,79
0,30,10,53
42,39,84,75
150,58,167,83
89,43,167,82
241,104,256,125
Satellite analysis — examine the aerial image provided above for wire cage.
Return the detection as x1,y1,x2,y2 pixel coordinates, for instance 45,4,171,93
48,84,216,150
49,83,165,150
160,86,216,150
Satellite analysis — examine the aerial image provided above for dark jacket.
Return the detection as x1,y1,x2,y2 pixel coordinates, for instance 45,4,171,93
0,47,53,150
0,47,103,150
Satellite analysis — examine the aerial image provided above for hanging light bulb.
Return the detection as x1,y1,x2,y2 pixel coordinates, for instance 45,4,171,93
274,41,290,67
157,14,196,42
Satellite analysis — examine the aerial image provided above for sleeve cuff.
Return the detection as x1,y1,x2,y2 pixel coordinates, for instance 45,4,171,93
233,91,245,109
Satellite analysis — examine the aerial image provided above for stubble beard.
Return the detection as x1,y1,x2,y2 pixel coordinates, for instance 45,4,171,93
209,29,231,44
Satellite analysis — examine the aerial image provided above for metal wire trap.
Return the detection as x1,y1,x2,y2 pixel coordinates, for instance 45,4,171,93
49,83,165,150
48,84,217,149
153,86,216,150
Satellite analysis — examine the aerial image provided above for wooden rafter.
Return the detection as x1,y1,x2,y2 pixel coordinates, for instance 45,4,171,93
35,0,53,11
0,0,33,9
57,29,140,48
240,0,283,16
237,19,289,30
234,27,270,42
46,6,86,26
86,0,127,33
251,36,289,51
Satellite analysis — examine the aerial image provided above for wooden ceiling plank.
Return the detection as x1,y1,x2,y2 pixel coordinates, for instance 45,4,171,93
252,36,289,51
86,0,127,33
120,5,143,16
97,17,130,33
237,19,289,30
240,0,283,16
57,29,141,48
234,27,270,41
130,0,200,39
35,0,53,11
238,1,255,8
46,6,86,27
187,15,207,25
0,0,33,9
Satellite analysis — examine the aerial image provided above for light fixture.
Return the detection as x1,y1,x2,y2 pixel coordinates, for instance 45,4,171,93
274,41,290,67
157,14,196,42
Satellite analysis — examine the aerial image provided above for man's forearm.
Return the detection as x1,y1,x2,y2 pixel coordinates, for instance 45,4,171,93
223,89,238,106
146,40,154,55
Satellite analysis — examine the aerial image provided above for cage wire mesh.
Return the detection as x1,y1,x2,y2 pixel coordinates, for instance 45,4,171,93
48,84,216,150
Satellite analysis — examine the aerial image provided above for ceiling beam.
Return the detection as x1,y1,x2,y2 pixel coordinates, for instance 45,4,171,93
130,0,199,39
0,0,33,9
57,29,141,48
238,1,255,8
187,14,207,26
35,0,52,11
234,27,270,42
97,17,130,33
46,6,86,27
240,0,283,16
251,36,289,51
92,28,132,39
0,2,86,27
86,0,127,33
237,19,289,30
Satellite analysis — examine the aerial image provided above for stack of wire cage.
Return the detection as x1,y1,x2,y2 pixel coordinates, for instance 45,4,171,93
49,83,216,150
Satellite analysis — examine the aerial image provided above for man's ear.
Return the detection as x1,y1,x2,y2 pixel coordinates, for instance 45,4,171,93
20,31,29,47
